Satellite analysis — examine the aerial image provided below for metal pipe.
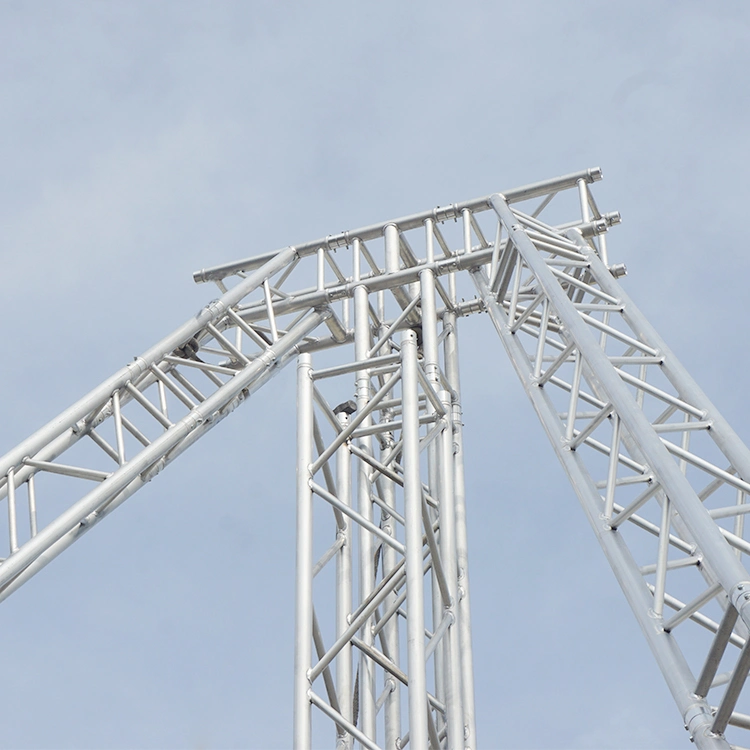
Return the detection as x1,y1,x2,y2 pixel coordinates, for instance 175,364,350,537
309,692,383,750
401,328,430,747
695,606,740,697
112,390,125,466
336,410,353,747
652,496,672,619
310,482,405,555
232,246,497,325
354,282,377,740
293,353,314,749
7,468,18,554
373,320,402,749
713,639,750,735
663,582,724,633
443,310,477,748
27,474,37,538
192,168,603,282
439,388,464,750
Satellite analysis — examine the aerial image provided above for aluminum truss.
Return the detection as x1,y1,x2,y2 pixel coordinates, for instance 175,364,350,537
2,167,750,748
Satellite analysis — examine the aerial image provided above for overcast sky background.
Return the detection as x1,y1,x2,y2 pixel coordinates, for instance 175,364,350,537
1,2,750,749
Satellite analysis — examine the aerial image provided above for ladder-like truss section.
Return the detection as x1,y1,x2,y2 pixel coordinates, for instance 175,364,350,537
2,167,749,748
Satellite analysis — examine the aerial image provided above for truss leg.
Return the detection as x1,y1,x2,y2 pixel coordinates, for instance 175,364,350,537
444,310,477,748
354,283,378,740
402,328,430,748
294,353,315,749
336,408,353,749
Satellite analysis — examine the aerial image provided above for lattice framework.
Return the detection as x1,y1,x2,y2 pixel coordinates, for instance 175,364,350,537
2,168,749,748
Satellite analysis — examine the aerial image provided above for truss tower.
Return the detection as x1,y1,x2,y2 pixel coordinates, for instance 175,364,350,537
2,169,750,749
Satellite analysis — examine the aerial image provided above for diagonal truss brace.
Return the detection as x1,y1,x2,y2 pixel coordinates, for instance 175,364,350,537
471,193,750,749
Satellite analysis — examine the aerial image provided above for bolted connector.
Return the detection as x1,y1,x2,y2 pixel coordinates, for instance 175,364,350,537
603,211,622,227
580,218,609,237
609,263,628,278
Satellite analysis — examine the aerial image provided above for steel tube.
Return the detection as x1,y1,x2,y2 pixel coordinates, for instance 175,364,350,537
653,496,672,618
112,390,125,465
443,310,477,747
309,692,383,750
310,482,405,555
335,410,353,748
373,315,402,749
663,582,724,633
695,606,740,698
713,640,750,735
27,475,37,538
7,468,18,554
294,352,314,749
401,328,430,748
354,282,377,740
192,168,602,282
439,388,463,750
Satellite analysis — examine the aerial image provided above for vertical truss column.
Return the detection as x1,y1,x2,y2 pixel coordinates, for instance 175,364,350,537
402,328,431,748
336,405,354,749
295,353,315,748
444,309,477,748
295,230,476,748
354,258,378,740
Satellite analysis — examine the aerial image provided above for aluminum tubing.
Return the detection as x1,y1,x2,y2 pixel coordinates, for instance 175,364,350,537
567,230,750,619
234,246,497,325
335,410,354,748
0,309,325,592
0,246,298,481
294,353,314,749
443,310,478,749
491,195,750,629
401,328,430,749
354,283,377,740
0,343,304,603
439,388,464,750
475,270,729,750
193,169,602,282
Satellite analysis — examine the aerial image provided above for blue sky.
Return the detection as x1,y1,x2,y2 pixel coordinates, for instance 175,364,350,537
1,2,749,748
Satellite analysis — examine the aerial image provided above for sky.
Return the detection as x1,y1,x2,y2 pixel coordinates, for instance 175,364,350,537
1,2,750,748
